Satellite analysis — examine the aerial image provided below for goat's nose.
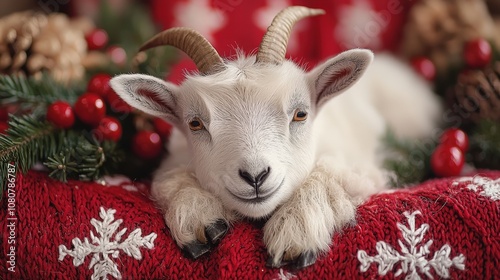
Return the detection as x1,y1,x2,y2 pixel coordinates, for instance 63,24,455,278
238,167,271,189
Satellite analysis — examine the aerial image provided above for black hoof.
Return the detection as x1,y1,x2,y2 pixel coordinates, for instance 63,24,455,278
291,251,317,270
265,256,291,268
265,251,317,270
182,240,212,260
205,220,228,244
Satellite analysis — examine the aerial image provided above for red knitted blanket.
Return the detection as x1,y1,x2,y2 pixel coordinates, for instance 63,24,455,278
1,171,499,279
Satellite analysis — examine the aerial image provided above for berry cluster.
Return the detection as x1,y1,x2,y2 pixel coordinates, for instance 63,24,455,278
431,128,469,177
411,38,493,81
85,28,127,66
47,74,124,142
45,73,173,159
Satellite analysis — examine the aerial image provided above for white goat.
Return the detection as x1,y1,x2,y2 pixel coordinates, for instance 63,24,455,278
110,6,441,269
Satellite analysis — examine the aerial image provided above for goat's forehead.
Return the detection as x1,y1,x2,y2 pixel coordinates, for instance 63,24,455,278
181,60,309,107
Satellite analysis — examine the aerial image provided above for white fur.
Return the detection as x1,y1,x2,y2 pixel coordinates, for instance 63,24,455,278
110,50,441,264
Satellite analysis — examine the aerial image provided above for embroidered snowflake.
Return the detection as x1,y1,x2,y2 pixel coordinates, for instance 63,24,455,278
274,268,296,280
357,211,465,279
452,176,500,201
58,207,157,280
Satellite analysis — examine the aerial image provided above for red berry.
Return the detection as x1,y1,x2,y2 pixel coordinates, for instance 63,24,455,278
107,46,127,66
464,38,492,68
74,93,106,126
85,28,109,50
87,73,112,98
107,89,132,113
46,101,75,129
431,144,465,177
411,56,436,81
440,128,469,152
132,131,163,159
93,116,122,142
153,117,173,139
0,121,8,134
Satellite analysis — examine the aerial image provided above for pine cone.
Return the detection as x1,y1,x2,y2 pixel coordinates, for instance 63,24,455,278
400,0,499,74
0,11,91,83
446,62,500,124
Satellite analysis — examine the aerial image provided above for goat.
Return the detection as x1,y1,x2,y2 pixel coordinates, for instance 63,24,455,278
110,6,441,269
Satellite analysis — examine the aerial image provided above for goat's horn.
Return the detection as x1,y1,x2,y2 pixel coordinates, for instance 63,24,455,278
138,27,224,75
256,6,325,64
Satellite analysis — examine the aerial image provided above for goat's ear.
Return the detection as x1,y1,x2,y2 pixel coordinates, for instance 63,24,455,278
110,74,181,124
307,49,373,108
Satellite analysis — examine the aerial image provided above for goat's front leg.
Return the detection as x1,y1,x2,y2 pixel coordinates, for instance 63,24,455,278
151,166,236,259
263,161,359,269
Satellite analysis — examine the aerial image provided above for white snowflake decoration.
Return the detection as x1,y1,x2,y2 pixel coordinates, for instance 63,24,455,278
58,207,157,280
173,0,226,42
274,268,296,280
334,0,383,50
253,0,291,31
453,176,500,201
357,211,465,279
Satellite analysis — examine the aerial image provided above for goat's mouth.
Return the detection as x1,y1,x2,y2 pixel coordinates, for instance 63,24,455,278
227,179,284,204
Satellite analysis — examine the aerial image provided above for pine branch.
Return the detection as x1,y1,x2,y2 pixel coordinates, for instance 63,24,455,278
73,136,108,181
382,131,436,187
0,114,125,199
45,152,79,182
0,115,59,198
469,120,500,169
43,132,124,182
0,74,81,116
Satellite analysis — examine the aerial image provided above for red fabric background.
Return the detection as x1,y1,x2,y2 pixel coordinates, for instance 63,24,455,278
151,0,415,56
1,170,499,279
149,0,418,84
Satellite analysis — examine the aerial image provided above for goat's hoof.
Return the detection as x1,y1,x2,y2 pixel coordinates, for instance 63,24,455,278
205,219,228,244
291,251,317,270
182,240,212,260
265,256,291,268
265,251,317,269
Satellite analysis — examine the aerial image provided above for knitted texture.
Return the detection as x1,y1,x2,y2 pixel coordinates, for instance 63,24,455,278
1,171,499,279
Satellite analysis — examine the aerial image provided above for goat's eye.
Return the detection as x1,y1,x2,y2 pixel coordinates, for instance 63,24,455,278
188,118,204,131
293,110,308,122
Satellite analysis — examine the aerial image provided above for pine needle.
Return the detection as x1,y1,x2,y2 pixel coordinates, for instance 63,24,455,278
0,74,80,116
382,131,437,188
0,115,58,198
470,120,500,169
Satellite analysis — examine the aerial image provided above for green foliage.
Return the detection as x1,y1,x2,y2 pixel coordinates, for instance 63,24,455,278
0,115,57,173
0,74,81,116
384,120,500,187
0,115,58,198
0,2,175,200
45,152,79,183
382,131,437,188
44,132,124,182
469,120,500,170
0,73,126,199
0,114,125,199
87,0,177,78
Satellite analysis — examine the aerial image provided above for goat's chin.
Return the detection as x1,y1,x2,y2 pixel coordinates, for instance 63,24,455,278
223,190,293,219
231,200,280,219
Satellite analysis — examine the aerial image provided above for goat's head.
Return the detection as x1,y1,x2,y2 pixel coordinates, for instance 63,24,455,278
110,6,373,218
